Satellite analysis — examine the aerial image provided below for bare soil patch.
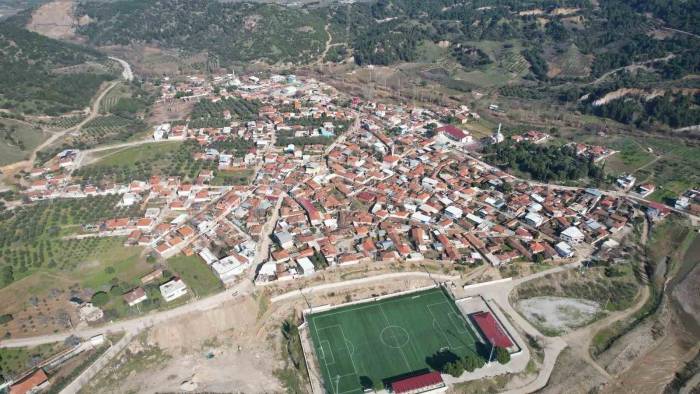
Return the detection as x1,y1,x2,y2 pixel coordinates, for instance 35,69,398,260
541,348,608,393
27,0,77,40
0,273,77,338
517,296,602,335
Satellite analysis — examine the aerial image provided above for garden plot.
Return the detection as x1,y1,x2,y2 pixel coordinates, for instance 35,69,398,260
517,296,601,335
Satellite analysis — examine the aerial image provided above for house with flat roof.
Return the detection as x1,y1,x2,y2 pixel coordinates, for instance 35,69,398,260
160,278,187,302
560,226,585,245
296,257,315,276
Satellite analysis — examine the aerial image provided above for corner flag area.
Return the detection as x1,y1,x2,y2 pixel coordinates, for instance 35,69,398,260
307,287,480,393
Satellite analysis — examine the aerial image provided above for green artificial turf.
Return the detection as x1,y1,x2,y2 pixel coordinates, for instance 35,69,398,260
307,287,479,393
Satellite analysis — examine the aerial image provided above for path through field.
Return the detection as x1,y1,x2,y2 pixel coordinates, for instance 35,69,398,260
0,57,132,179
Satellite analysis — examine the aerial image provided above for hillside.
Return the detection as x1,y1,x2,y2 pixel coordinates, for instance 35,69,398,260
75,0,328,65
70,0,700,131
0,22,115,115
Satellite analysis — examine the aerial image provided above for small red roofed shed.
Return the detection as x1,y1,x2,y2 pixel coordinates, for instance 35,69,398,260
391,371,445,394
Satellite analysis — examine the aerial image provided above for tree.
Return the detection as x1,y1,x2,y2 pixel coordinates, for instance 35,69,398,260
495,347,511,364
425,349,460,371
0,314,13,325
444,360,465,377
91,291,109,306
463,352,485,372
359,376,374,391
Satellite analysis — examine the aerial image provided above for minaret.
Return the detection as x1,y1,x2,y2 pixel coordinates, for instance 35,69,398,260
493,123,504,144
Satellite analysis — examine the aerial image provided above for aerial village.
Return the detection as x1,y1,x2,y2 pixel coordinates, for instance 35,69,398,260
5,70,700,394
14,71,698,311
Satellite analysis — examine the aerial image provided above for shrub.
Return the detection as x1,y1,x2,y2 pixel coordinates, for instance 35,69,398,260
495,347,511,364
0,314,13,324
91,291,109,306
444,360,465,377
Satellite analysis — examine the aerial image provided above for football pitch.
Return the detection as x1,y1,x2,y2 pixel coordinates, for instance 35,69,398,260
307,287,480,393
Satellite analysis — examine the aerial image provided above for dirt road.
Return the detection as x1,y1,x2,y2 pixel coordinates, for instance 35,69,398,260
0,57,133,177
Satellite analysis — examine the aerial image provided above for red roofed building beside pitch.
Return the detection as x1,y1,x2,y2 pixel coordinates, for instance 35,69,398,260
471,311,513,349
391,371,445,394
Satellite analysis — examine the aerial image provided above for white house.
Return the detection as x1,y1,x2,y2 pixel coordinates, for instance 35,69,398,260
198,248,219,265
256,261,278,282
160,278,188,302
555,241,574,258
445,206,463,220
524,212,544,227
211,255,248,284
296,257,315,276
274,231,294,249
153,123,171,141
560,226,585,244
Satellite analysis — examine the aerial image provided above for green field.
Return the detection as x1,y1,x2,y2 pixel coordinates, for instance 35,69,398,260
307,288,479,393
167,255,222,297
0,119,46,165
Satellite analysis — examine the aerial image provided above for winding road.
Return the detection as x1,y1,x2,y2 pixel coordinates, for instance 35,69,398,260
0,56,133,177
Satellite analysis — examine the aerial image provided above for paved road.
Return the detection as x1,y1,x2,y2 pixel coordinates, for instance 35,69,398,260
270,271,460,303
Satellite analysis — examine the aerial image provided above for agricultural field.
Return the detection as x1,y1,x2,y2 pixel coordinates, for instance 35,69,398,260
0,194,143,287
100,81,155,118
100,83,131,114
76,141,217,184
167,255,222,298
0,237,152,337
574,133,699,200
0,119,47,166
37,115,86,130
189,97,261,129
0,342,64,378
211,169,254,186
77,115,146,148
546,44,591,79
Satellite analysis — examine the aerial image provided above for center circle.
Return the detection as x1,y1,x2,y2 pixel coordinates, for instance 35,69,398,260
380,325,410,348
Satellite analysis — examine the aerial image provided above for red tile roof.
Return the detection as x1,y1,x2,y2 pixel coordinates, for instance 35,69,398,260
471,311,513,349
391,371,444,394
10,369,48,394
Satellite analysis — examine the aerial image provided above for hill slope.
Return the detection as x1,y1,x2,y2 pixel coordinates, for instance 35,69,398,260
0,22,115,115
76,0,327,65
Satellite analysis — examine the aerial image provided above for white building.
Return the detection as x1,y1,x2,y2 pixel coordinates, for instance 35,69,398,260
160,278,188,302
555,241,574,258
256,261,278,282
560,226,585,244
153,123,171,141
211,255,248,284
198,248,219,265
445,206,463,220
296,257,315,276
274,231,294,249
524,212,544,227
